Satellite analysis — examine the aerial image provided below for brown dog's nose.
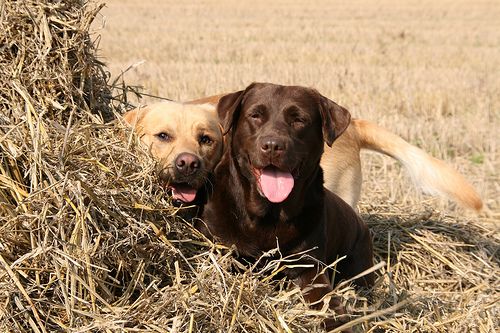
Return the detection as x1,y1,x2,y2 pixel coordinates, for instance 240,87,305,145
260,137,285,154
175,153,201,175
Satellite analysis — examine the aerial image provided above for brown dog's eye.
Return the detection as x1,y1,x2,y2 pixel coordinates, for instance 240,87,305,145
199,135,213,145
156,132,171,141
292,118,306,129
247,105,266,123
248,112,264,126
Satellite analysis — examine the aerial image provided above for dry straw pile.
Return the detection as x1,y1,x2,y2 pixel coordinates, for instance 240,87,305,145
0,1,498,332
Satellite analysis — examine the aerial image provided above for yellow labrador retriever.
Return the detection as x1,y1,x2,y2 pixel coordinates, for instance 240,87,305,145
124,96,482,212
123,101,223,211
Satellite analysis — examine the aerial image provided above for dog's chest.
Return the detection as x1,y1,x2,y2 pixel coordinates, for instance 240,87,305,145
249,217,296,248
232,205,320,257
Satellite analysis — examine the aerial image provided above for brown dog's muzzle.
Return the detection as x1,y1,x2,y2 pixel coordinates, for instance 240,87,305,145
247,136,299,204
259,136,286,159
255,134,293,168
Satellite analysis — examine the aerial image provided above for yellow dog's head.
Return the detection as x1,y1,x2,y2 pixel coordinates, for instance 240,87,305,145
123,101,223,204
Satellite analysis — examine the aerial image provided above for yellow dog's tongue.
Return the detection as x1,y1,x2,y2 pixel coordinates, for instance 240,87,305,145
259,167,294,203
171,184,197,203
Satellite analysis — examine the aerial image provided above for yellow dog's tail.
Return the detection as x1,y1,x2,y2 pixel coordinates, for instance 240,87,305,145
353,119,483,211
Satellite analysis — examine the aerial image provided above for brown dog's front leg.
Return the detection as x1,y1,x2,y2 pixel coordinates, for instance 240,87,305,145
296,268,352,333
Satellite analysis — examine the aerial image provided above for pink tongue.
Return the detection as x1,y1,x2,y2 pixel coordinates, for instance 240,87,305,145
171,184,197,203
259,167,294,203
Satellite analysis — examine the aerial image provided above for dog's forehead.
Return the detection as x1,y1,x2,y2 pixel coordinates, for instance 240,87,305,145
146,101,182,120
244,84,319,111
145,102,220,135
186,104,221,136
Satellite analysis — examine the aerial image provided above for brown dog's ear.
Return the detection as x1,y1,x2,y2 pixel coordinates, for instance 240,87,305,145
318,96,351,147
122,106,148,126
217,90,245,134
217,82,260,134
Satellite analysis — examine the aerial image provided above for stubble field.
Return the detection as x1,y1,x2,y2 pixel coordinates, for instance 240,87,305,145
1,0,498,332
96,0,499,331
98,0,498,214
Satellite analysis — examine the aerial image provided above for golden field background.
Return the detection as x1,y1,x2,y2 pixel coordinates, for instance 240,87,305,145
93,3,499,329
96,0,498,215
1,1,498,332
0,0,500,333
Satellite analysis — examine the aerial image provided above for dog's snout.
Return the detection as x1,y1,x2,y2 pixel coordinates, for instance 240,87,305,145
260,137,286,154
175,153,201,175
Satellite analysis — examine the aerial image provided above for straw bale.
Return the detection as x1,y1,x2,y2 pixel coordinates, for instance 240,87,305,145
0,1,498,332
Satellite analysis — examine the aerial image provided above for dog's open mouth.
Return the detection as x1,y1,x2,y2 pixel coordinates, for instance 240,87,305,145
168,183,198,203
254,165,295,203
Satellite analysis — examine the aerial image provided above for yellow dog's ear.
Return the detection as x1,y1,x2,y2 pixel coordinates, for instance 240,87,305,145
122,106,148,126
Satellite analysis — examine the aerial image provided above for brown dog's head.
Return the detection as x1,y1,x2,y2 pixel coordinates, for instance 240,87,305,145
123,101,223,203
217,82,351,203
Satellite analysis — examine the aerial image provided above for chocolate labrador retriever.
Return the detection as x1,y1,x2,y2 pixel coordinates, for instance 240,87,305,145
200,83,374,330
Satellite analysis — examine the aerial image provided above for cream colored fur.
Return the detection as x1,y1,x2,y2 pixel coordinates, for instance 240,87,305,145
123,101,224,185
321,119,483,211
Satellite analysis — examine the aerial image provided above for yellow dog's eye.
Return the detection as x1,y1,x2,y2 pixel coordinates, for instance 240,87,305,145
199,135,212,145
156,132,170,141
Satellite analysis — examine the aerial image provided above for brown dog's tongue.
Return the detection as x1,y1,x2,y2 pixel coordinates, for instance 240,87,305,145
171,184,197,203
259,167,294,203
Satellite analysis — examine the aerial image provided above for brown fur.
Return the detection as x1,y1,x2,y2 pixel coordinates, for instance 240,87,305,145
200,83,373,331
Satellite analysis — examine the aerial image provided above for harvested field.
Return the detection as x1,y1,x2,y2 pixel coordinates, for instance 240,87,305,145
0,0,498,332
